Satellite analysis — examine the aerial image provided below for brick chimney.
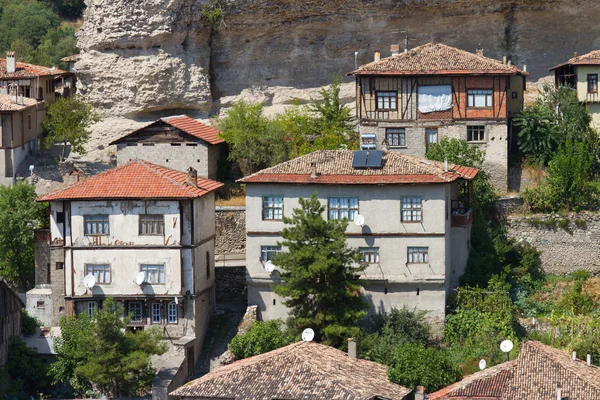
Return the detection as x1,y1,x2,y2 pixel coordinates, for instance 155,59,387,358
390,44,400,56
374,51,381,62
415,386,425,400
347,338,357,359
186,167,197,187
476,47,484,56
6,51,15,74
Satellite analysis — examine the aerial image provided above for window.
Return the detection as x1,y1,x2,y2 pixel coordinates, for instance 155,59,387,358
37,301,45,308
386,128,406,147
140,264,165,284
139,214,164,235
28,114,31,130
261,246,282,262
129,302,143,323
418,85,452,113
407,247,429,264
401,197,422,222
151,303,161,324
426,128,438,150
467,126,485,142
206,251,211,279
262,196,283,220
376,91,397,110
84,215,109,235
56,262,64,270
87,301,97,317
467,89,493,107
56,211,65,224
359,247,380,263
85,264,111,284
168,302,178,323
588,74,598,94
328,197,359,220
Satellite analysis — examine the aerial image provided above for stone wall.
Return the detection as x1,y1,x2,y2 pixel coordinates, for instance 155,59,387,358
505,213,600,275
215,206,246,255
215,267,247,305
215,206,247,305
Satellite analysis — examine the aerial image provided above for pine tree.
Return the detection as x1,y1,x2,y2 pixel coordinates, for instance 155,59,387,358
272,193,367,347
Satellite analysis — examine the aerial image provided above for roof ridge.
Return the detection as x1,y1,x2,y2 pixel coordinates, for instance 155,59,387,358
134,159,203,197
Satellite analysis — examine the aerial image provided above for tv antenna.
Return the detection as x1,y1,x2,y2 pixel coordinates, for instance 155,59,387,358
302,328,315,342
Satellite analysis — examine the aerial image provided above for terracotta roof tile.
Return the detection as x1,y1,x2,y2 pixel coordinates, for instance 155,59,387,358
550,49,600,70
238,150,478,185
60,55,80,63
37,160,223,201
0,94,40,111
170,341,411,399
350,43,526,76
0,58,69,79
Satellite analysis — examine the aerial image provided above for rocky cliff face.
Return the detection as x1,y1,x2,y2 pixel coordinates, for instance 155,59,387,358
76,0,600,148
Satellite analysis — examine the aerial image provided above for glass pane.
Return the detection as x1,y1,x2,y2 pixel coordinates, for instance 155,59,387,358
474,95,485,107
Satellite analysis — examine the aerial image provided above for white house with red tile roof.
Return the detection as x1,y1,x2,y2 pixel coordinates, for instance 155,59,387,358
31,160,223,370
110,115,225,180
238,150,477,322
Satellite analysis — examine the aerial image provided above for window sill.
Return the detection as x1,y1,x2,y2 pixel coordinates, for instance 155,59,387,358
376,109,398,112
388,146,407,149
467,107,493,109
138,234,165,236
467,141,486,144
401,220,422,223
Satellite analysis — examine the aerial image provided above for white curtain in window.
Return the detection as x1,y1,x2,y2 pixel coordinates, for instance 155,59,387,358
418,85,453,113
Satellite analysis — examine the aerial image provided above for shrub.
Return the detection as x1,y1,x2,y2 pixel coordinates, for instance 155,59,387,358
21,309,42,335
229,320,294,359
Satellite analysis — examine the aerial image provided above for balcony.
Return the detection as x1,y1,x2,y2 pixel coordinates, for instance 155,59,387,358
451,201,473,227
584,92,600,103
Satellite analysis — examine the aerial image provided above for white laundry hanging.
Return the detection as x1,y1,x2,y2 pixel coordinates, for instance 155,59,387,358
418,85,453,113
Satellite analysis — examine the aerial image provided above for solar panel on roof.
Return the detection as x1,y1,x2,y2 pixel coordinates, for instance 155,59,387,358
366,150,383,168
352,151,368,168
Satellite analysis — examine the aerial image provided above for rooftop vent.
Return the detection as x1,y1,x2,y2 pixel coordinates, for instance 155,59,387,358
352,150,383,169
6,51,15,74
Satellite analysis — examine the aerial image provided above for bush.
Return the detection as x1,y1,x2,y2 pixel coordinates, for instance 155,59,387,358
229,320,295,359
21,309,42,335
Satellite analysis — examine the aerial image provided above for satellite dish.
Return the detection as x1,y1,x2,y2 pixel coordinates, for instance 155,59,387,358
264,260,276,273
500,339,514,353
302,328,315,342
135,272,146,286
353,214,365,227
174,296,179,305
83,274,96,289
479,359,487,370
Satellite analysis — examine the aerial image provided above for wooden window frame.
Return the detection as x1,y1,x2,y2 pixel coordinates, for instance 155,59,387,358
359,247,380,264
85,263,111,284
386,128,406,148
139,214,165,236
401,196,423,223
87,301,97,317
167,302,178,324
260,245,282,262
151,303,161,324
262,196,284,221
407,247,429,264
140,264,165,284
84,214,109,236
128,301,143,323
588,74,598,94
467,89,493,108
328,197,359,221
376,91,398,111
425,128,439,151
467,125,486,143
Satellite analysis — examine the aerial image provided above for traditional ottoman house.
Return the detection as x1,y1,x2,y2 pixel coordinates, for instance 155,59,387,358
552,50,600,129
349,43,527,192
239,150,477,322
110,115,224,180
33,160,222,367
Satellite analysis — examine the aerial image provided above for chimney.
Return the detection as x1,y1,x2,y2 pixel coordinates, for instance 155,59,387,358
444,159,448,172
556,384,562,400
347,338,357,359
476,47,484,56
523,64,527,72
374,51,381,62
572,351,577,361
587,354,592,366
507,60,512,67
390,44,400,56
310,162,318,178
574,51,578,58
503,55,507,65
6,51,15,74
415,386,425,400
186,167,198,187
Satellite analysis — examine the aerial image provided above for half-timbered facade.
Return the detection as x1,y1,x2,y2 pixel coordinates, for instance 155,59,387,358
350,43,527,192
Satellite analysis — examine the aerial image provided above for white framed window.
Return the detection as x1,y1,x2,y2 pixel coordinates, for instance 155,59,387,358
359,248,380,263
140,264,165,284
151,303,161,324
85,264,111,284
467,125,485,142
426,128,438,150
87,301,97,317
84,215,109,235
467,89,493,107
129,302,143,323
328,197,359,221
401,197,422,222
139,214,164,235
262,196,283,220
386,128,406,147
377,91,397,110
408,247,429,264
261,246,282,262
168,302,178,324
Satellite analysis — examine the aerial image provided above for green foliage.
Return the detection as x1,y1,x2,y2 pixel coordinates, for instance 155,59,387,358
43,95,102,160
50,298,167,397
0,0,59,51
515,104,558,165
42,0,86,20
0,181,48,291
387,343,462,393
200,0,223,28
21,309,43,335
425,137,485,168
229,320,295,359
272,193,367,347
557,271,596,315
0,336,49,397
33,26,78,68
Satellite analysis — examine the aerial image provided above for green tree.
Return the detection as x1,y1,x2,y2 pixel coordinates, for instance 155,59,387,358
42,0,86,20
514,103,558,165
0,0,59,51
43,95,101,161
387,343,462,393
0,336,49,397
50,298,167,397
34,27,78,69
229,320,295,359
0,181,48,291
271,193,367,347
21,309,43,335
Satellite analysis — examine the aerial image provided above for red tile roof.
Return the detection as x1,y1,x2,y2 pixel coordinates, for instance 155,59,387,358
110,115,224,146
550,49,600,70
239,150,478,185
0,58,69,79
37,160,223,201
0,94,41,111
170,341,411,399
350,43,527,76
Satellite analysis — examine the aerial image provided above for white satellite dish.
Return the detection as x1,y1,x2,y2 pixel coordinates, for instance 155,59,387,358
83,274,96,289
174,296,179,305
353,214,365,227
479,359,487,370
264,260,276,273
302,328,315,342
135,271,146,286
500,339,514,353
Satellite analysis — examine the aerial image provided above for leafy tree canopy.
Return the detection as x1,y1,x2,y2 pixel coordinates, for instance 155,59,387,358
229,320,295,359
0,336,49,397
0,181,48,291
271,193,367,347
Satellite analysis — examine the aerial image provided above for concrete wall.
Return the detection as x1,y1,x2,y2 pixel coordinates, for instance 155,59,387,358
575,66,600,129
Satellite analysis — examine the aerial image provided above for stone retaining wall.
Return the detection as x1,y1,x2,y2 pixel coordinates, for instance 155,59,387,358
215,206,246,255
